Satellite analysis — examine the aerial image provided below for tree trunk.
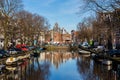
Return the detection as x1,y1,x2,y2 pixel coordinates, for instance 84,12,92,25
107,28,113,50
4,23,8,50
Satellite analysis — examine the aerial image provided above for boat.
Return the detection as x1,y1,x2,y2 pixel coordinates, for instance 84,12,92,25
92,54,104,63
103,65,112,70
6,66,17,71
78,49,91,57
92,54,112,65
17,56,25,60
16,55,29,66
24,54,30,59
79,49,91,54
102,60,112,66
90,53,96,57
6,57,18,66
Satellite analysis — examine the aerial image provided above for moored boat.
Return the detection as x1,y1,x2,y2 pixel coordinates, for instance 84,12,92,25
102,60,112,66
103,65,112,70
6,66,17,71
6,57,18,66
79,49,91,54
92,54,104,63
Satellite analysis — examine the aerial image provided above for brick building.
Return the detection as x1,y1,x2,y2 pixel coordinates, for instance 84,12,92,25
45,23,71,44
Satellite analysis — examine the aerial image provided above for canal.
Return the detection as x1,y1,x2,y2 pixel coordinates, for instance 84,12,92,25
1,51,120,80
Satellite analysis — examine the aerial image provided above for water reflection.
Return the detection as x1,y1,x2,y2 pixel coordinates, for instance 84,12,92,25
24,57,50,80
0,51,120,80
77,56,93,80
77,56,120,80
39,51,79,69
0,57,51,80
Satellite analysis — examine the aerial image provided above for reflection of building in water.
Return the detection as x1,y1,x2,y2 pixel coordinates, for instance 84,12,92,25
39,51,79,69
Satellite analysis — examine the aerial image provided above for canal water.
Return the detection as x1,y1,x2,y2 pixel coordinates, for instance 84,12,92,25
0,51,120,80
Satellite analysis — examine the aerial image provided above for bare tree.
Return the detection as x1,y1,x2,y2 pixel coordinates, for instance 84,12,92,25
77,17,93,42
82,0,120,12
0,0,23,16
32,14,50,46
0,0,23,49
15,10,50,46
79,0,120,50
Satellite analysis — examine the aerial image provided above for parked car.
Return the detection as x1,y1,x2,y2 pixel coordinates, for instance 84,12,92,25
93,45,105,53
26,46,35,51
8,48,22,54
107,49,120,57
16,44,28,51
0,49,10,58
21,46,28,51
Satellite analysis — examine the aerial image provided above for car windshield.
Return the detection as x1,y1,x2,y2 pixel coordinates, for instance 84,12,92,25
82,42,88,46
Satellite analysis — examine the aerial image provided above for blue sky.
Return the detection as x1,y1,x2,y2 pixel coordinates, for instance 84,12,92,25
23,0,92,33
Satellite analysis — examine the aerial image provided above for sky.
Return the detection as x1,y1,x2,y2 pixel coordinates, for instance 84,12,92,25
22,0,92,33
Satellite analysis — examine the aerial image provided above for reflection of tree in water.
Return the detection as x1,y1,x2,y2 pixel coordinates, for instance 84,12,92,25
93,62,117,80
77,57,97,80
77,56,117,80
25,57,50,80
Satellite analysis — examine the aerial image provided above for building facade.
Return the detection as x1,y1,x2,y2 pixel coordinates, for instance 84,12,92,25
98,10,120,49
45,24,71,44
